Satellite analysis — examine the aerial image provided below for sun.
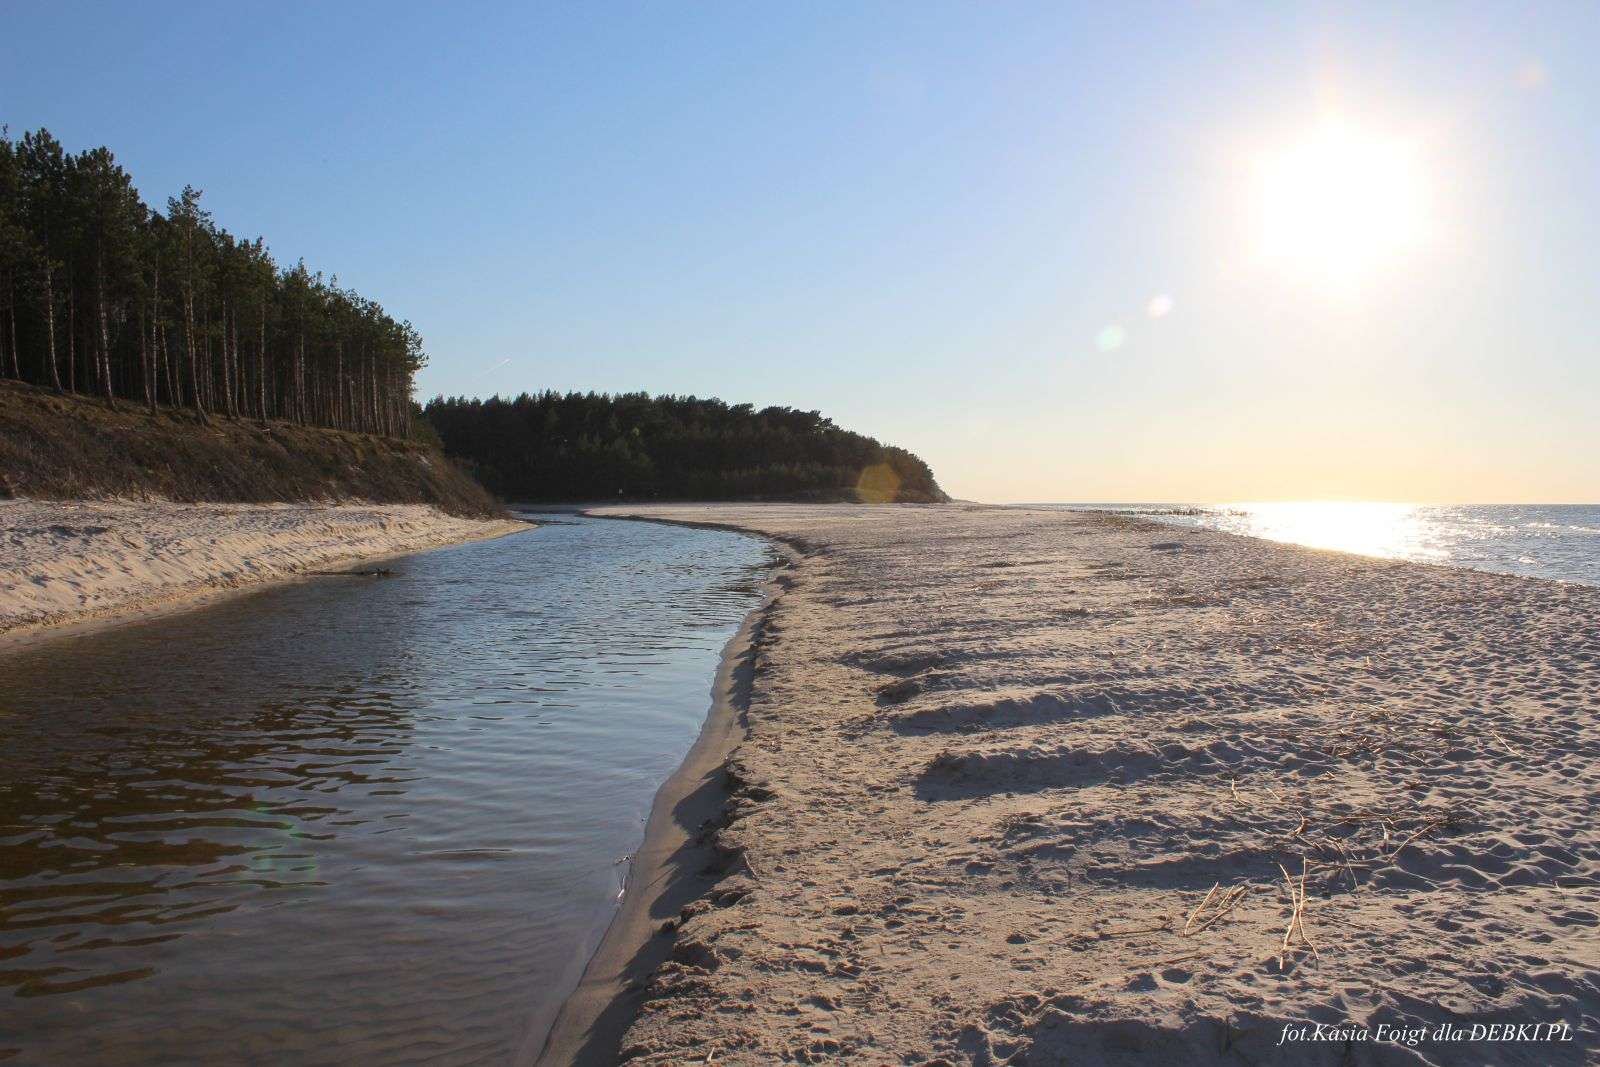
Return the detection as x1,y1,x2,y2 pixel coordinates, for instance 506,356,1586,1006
1250,118,1433,290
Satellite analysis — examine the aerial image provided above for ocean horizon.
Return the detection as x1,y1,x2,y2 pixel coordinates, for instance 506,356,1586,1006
1022,502,1600,586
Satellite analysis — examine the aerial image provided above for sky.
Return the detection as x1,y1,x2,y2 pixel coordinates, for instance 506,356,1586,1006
4,2,1596,503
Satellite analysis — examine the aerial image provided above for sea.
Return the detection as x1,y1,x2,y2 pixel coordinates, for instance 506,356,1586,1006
1028,503,1600,586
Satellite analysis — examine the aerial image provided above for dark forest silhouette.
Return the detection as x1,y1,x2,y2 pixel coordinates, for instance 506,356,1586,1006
0,128,420,435
423,392,946,503
1,127,947,502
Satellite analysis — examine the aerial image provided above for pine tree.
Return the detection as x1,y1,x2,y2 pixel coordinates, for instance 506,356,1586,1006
15,129,68,392
69,146,142,409
0,127,423,438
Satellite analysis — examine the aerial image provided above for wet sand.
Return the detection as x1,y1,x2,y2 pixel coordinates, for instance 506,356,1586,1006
533,532,793,1066
0,499,528,644
550,503,1598,1066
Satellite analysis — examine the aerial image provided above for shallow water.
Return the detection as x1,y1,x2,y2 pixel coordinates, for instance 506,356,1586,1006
0,514,769,1065
1031,503,1600,586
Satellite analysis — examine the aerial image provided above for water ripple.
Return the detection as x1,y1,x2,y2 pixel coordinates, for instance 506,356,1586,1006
0,514,768,1065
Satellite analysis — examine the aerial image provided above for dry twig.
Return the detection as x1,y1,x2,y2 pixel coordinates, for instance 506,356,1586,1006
1184,883,1221,935
1276,859,1320,968
1184,883,1254,934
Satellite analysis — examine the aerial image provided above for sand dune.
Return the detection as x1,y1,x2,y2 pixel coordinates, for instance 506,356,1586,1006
577,504,1598,1066
0,499,528,641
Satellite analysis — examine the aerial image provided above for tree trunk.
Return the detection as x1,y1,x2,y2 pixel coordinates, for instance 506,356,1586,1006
371,355,379,434
139,304,154,414
220,302,233,419
162,321,176,406
201,304,211,411
146,267,160,414
7,294,18,380
96,253,117,409
43,266,62,392
7,287,19,380
183,291,208,422
67,280,77,393
222,302,238,419
258,302,268,421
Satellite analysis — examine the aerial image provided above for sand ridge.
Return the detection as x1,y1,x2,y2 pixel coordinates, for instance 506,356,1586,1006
584,503,1598,1066
0,499,529,641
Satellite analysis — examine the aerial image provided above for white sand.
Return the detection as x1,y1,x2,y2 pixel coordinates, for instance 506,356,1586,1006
575,504,1598,1066
0,499,528,641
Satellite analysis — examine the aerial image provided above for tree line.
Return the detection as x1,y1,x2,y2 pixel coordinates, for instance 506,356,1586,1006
422,391,947,502
0,127,422,435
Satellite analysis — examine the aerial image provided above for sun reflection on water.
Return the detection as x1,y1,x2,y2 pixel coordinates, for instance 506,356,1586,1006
1054,502,1600,584
1211,501,1445,562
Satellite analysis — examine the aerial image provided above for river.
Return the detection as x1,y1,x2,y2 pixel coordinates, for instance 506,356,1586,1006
0,513,770,1064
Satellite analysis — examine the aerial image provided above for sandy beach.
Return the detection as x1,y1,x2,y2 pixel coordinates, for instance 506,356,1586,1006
548,503,1599,1066
0,499,529,643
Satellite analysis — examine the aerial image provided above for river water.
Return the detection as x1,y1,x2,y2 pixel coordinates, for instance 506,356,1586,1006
0,514,770,1065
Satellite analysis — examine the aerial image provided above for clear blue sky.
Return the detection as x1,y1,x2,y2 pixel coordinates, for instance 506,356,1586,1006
5,2,1596,502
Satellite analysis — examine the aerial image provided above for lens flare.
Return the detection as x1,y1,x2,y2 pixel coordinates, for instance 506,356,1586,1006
856,463,901,502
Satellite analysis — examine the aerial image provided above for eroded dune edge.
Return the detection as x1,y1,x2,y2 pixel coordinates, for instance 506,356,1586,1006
0,499,529,642
578,503,1598,1066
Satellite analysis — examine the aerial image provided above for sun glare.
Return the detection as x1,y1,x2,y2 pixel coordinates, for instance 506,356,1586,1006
1251,119,1433,290
1216,501,1440,561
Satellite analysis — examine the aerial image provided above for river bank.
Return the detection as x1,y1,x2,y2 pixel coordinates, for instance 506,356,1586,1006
534,532,791,1066
0,499,529,644
562,503,1598,1065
